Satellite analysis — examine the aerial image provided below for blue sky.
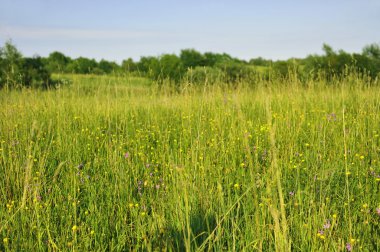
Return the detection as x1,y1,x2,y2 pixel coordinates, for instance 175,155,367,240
0,0,379,63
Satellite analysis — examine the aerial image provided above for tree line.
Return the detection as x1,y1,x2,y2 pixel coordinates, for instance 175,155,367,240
1,40,380,88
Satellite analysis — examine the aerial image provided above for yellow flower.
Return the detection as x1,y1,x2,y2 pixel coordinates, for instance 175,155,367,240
3,237,9,245
72,225,78,232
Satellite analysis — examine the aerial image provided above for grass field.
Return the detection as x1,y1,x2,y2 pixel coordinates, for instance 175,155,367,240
1,74,380,251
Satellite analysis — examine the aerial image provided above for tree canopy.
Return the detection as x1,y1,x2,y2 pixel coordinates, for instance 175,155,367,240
1,41,380,89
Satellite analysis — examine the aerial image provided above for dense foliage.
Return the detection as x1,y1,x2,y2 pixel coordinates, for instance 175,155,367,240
1,41,380,88
0,42,52,89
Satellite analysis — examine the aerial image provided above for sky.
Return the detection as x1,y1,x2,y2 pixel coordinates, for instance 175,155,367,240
0,0,379,63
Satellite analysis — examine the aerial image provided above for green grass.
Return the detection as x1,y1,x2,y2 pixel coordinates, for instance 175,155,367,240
0,74,379,251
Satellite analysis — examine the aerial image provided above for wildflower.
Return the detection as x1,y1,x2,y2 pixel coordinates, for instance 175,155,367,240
346,243,352,251
3,237,9,245
327,113,337,121
323,220,331,229
124,152,130,159
289,191,295,197
72,225,78,232
234,183,240,189
316,230,325,240
376,208,380,216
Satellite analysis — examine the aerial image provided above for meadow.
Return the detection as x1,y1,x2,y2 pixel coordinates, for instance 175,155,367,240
0,74,380,251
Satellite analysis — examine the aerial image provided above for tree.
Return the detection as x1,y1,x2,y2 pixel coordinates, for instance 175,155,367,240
249,57,272,66
363,43,380,59
180,49,205,69
204,52,233,67
22,56,51,88
0,41,53,89
322,43,335,56
137,56,160,77
0,41,24,88
158,54,184,82
98,59,119,74
66,57,97,74
45,51,71,73
121,58,137,72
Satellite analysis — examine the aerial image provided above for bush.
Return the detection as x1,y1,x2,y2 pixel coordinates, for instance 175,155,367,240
217,62,256,83
185,66,224,85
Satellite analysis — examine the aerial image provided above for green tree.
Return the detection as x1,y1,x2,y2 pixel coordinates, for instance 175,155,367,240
322,43,335,56
122,58,137,72
158,54,184,82
45,51,71,73
22,56,51,88
249,57,272,66
98,59,119,74
180,49,205,69
362,43,380,59
0,41,53,89
66,57,97,74
204,52,233,67
0,41,23,88
137,56,160,77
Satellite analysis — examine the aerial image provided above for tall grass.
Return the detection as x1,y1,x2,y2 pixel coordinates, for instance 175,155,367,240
0,73,379,251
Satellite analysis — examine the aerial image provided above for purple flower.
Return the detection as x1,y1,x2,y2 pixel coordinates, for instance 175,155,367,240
323,220,331,229
289,191,295,197
318,230,324,235
327,113,337,121
346,243,352,251
376,208,380,216
124,152,130,159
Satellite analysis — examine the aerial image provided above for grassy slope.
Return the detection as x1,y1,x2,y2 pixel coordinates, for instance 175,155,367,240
0,74,379,251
